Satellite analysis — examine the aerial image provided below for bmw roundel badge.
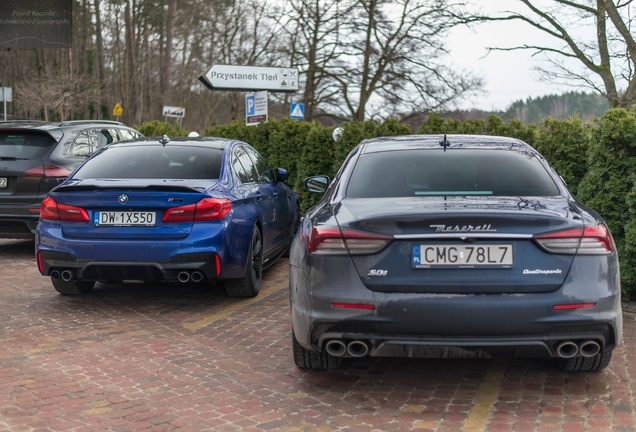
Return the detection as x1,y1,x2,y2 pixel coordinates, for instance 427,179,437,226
118,194,129,204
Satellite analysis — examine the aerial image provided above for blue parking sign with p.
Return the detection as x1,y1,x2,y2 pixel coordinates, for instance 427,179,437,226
246,95,255,116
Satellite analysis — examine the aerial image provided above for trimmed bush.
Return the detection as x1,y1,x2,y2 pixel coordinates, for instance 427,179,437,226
134,120,189,137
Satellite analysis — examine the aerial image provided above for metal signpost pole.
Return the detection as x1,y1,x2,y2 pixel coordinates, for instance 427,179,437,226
3,88,6,122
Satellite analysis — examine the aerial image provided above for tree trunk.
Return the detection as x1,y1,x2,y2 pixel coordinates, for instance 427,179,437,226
125,0,138,124
93,0,106,119
164,0,177,105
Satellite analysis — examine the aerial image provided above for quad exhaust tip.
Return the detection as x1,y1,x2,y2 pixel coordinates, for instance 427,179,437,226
555,341,578,358
347,341,369,358
190,271,204,283
177,271,190,283
61,270,74,281
325,340,347,357
579,340,601,357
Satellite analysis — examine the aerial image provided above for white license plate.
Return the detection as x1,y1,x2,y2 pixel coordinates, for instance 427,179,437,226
0,178,7,188
412,244,513,268
94,211,156,227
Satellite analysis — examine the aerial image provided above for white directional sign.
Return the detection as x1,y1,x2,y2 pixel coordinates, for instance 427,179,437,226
246,91,268,126
162,106,186,118
199,65,298,93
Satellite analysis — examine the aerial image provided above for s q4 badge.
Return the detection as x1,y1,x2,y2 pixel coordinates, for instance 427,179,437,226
367,269,388,276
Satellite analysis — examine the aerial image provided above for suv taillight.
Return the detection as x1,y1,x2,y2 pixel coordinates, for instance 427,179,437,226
307,226,392,255
534,225,613,255
162,198,231,223
24,166,73,181
40,197,89,222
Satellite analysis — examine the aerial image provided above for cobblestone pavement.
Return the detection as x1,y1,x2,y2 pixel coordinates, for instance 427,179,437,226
1,238,635,432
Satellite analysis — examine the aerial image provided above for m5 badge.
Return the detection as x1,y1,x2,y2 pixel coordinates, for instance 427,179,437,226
367,269,388,276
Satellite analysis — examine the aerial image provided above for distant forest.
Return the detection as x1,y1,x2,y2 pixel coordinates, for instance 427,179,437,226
446,92,609,124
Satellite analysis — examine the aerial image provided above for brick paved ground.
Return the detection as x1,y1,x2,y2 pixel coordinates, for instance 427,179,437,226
1,238,635,431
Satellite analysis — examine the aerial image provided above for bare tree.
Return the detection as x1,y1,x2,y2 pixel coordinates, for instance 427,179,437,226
213,0,285,120
485,0,636,109
318,0,483,121
16,71,101,122
284,0,346,121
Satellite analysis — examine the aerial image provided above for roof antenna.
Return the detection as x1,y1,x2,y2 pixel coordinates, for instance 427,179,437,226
160,135,170,147
439,134,451,152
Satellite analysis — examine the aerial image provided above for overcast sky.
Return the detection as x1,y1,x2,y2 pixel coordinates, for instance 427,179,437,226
445,1,594,111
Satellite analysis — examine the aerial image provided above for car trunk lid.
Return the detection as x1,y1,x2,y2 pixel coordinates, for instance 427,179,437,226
51,179,212,240
336,196,581,294
0,130,59,204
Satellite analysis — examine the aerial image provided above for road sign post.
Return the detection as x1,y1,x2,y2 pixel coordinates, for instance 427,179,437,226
113,103,123,121
1,87,12,121
199,65,299,93
246,91,268,126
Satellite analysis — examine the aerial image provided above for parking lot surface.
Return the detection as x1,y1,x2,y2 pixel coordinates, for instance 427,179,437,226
1,238,636,431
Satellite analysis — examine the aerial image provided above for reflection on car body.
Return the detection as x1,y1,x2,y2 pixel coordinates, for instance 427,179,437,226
290,134,621,372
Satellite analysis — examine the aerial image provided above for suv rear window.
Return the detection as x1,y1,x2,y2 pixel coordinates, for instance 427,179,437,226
0,131,56,159
346,149,560,198
74,145,223,179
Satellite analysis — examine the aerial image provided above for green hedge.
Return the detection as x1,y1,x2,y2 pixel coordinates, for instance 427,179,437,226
135,109,636,299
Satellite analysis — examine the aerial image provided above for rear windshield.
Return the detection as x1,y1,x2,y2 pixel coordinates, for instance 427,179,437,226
346,149,560,198
74,145,223,179
0,131,56,159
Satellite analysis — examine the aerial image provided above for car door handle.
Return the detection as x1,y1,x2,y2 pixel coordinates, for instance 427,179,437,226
273,192,278,197
255,192,263,201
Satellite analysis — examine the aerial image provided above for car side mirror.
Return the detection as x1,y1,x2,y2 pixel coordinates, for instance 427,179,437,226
304,175,330,194
275,168,288,182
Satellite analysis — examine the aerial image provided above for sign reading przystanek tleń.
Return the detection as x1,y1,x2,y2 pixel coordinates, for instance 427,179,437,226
0,0,72,49
199,65,298,93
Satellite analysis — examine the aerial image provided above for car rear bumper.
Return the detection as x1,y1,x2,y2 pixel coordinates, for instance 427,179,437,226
0,212,40,237
38,250,219,282
290,254,623,360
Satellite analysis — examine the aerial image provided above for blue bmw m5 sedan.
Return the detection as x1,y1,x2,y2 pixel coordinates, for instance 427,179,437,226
36,136,299,298
290,135,621,372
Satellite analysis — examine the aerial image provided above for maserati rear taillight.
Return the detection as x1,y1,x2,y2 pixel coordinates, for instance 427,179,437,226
163,198,231,223
307,226,392,255
535,225,613,255
23,166,73,181
40,197,89,222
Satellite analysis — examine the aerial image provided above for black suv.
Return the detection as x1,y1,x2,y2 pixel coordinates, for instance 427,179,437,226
0,120,143,238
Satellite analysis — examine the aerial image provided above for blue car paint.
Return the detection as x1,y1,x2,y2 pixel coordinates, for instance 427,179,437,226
36,138,298,281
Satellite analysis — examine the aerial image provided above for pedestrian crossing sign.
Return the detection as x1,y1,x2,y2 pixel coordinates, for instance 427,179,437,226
290,103,304,119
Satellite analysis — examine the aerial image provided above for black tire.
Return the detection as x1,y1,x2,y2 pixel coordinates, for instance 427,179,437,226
224,225,263,298
51,277,95,295
555,350,612,372
292,331,341,370
283,207,301,258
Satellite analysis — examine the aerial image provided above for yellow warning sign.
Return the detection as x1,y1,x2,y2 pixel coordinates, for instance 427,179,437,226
112,103,123,117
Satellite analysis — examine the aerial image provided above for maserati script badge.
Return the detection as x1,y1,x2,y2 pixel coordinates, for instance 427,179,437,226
430,224,496,232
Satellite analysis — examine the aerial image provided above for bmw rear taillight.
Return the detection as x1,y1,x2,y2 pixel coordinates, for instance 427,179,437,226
23,166,73,181
163,198,231,223
535,225,613,255
40,197,89,222
307,226,392,255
